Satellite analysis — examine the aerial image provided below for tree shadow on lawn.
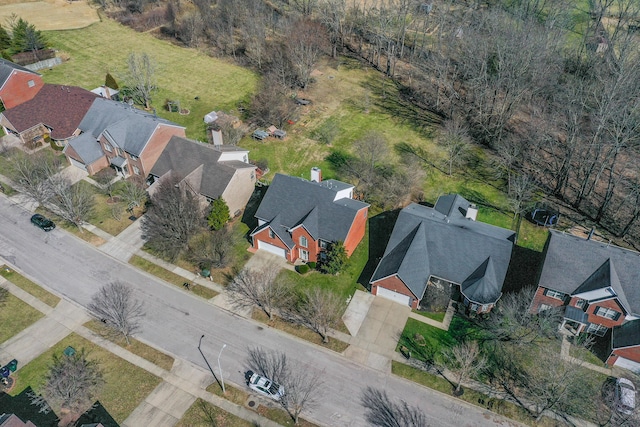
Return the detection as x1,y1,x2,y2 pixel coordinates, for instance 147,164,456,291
241,185,268,242
357,209,401,289
502,245,545,294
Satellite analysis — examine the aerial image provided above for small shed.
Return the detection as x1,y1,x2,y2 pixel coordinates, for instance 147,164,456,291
273,129,287,139
267,125,278,135
253,129,269,141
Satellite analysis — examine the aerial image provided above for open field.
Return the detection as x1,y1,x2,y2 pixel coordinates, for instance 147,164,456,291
10,333,161,423
0,0,99,31
42,19,257,140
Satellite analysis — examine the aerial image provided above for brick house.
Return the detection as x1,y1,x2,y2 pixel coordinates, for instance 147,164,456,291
530,230,640,371
370,195,515,311
148,136,256,216
250,172,369,263
0,84,97,147
63,98,185,178
0,58,43,110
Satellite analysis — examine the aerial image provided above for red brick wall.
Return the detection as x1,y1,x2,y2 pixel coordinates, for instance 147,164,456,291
372,276,419,309
607,347,640,366
0,71,43,109
139,125,186,177
290,227,319,262
252,227,294,262
529,286,566,313
87,156,109,175
584,298,625,328
343,207,368,256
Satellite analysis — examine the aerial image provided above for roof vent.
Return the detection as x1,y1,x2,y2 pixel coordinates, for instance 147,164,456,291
466,204,478,221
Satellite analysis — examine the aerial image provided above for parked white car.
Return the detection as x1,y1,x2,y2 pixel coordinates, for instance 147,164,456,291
615,377,636,415
248,372,285,401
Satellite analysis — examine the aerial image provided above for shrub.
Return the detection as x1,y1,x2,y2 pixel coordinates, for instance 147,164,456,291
297,264,310,274
307,261,317,269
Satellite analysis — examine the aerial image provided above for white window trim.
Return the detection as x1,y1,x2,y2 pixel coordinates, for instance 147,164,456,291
299,249,309,261
595,306,619,320
132,165,140,175
103,143,112,152
268,229,275,239
545,289,565,300
586,323,608,335
28,79,35,88
299,236,308,248
539,304,552,312
575,299,586,309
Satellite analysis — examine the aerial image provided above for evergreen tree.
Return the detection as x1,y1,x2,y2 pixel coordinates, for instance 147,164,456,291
207,198,230,231
0,25,10,52
10,18,47,55
320,241,348,275
105,72,119,89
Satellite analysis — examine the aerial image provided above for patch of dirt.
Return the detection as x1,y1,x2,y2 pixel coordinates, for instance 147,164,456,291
0,0,99,31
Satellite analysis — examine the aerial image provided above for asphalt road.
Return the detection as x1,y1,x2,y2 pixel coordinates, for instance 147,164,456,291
0,196,518,427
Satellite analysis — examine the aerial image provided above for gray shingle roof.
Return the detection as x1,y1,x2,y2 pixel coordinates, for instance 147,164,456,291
253,174,369,244
538,230,640,315
371,199,515,302
0,58,39,88
612,319,640,349
78,98,182,156
64,133,104,164
150,136,254,201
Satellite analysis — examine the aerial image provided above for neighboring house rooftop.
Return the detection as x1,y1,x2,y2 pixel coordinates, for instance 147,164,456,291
65,132,104,164
538,230,640,316
612,319,640,349
254,173,369,244
371,198,515,304
0,414,37,427
78,98,183,156
2,84,98,139
150,136,254,201
0,58,39,88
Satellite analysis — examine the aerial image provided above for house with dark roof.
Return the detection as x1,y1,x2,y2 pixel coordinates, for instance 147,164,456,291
250,172,369,263
63,98,185,178
370,195,515,311
0,84,97,148
530,230,640,370
0,58,44,109
0,414,37,427
148,136,256,215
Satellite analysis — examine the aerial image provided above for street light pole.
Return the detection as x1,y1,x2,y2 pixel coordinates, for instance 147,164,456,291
197,335,219,389
217,344,227,393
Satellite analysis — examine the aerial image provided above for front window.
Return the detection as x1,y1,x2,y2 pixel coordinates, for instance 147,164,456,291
319,240,328,249
575,299,586,309
299,249,309,261
133,165,140,175
299,236,308,248
586,323,608,336
130,154,139,161
544,289,565,300
268,229,275,239
103,143,112,152
595,306,619,320
539,304,552,312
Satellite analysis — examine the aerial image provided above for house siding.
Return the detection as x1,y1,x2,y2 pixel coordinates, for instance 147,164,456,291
530,286,566,313
0,71,43,109
290,227,319,263
87,156,109,175
252,227,294,262
220,167,256,215
138,125,186,177
372,276,419,309
343,207,368,256
583,298,625,329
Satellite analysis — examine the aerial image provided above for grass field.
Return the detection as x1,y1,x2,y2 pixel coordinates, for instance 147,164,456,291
42,19,257,141
0,265,60,307
177,398,253,427
10,333,161,423
0,292,44,343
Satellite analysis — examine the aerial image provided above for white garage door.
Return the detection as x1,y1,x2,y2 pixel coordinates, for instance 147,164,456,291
257,241,287,258
68,157,87,171
377,287,412,306
614,356,640,373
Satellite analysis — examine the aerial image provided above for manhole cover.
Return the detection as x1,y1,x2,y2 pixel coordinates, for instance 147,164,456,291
248,400,256,408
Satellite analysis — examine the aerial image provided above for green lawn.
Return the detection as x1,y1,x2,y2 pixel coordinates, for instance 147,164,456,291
35,206,107,246
0,292,44,344
84,319,175,371
176,398,253,427
10,333,161,423
0,266,60,307
412,310,446,322
43,19,257,141
129,255,219,299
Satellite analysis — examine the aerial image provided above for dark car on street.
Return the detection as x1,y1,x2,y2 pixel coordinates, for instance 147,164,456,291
30,214,55,231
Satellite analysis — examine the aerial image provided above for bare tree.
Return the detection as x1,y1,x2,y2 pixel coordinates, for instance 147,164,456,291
141,176,205,261
51,181,96,230
117,179,147,209
507,172,538,243
125,52,157,109
354,131,389,184
41,348,104,419
286,18,329,88
227,265,292,319
441,340,486,394
439,118,471,176
360,387,428,427
88,281,145,345
293,288,345,343
10,151,61,204
92,168,117,200
247,347,323,424
186,227,235,270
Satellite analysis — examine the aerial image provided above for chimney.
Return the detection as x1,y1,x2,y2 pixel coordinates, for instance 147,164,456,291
587,227,595,240
311,167,322,182
211,127,223,147
465,204,478,221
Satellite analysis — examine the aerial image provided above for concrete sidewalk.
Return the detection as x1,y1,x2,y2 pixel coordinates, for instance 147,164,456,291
99,219,144,262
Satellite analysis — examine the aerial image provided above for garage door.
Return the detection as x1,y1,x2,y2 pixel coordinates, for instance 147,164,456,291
257,241,287,258
614,356,640,373
377,287,412,306
68,157,87,171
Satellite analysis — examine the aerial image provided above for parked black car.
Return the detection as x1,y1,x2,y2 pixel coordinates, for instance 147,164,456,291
30,214,55,231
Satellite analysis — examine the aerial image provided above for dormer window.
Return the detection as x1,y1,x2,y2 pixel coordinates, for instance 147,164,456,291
594,306,621,320
575,299,586,309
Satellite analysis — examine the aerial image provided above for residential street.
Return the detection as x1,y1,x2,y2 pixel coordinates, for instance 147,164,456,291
0,196,519,426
